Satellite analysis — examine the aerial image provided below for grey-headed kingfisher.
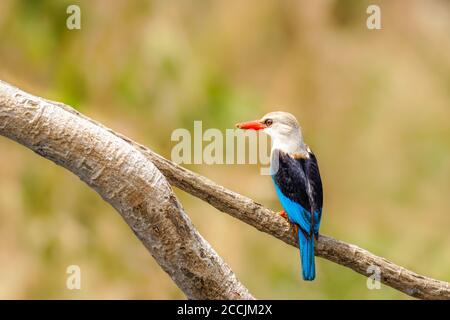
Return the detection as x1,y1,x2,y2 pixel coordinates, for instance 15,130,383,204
236,111,323,280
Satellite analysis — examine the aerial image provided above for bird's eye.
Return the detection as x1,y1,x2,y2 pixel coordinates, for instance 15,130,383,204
264,119,273,126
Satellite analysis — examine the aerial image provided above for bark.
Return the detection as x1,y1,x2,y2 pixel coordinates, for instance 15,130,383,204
0,80,449,299
142,151,450,300
0,80,253,300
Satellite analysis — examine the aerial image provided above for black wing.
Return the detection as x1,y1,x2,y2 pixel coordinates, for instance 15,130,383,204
272,148,323,218
303,150,323,215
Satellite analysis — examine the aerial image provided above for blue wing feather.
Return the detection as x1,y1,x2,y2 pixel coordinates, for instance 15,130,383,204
274,181,320,280
271,148,323,281
273,181,321,236
274,182,309,230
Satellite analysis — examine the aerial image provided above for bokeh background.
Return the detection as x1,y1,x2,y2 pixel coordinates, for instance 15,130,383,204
0,0,449,299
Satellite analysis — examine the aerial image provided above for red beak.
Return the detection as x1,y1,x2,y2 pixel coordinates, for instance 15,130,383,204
235,120,266,130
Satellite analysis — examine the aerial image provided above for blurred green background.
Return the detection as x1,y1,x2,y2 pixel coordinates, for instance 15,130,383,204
0,0,449,299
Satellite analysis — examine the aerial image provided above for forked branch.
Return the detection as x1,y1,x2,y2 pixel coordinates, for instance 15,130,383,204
0,80,252,300
0,80,448,299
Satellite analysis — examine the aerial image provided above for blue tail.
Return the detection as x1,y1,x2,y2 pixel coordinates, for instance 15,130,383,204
298,229,315,281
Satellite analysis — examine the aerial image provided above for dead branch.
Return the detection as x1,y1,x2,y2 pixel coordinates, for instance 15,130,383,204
0,80,253,300
0,80,449,299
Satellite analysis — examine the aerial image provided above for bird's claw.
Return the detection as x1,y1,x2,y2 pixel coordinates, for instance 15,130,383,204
278,210,288,221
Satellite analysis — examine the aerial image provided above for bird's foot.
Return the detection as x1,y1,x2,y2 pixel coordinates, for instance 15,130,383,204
278,210,288,221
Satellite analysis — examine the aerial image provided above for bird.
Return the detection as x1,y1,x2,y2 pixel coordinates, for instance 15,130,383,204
236,111,323,281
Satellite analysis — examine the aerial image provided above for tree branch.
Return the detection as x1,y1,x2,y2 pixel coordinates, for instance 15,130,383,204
1,80,449,299
138,149,450,300
0,80,253,300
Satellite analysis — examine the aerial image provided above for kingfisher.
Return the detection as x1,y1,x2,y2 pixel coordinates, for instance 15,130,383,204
236,111,323,281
